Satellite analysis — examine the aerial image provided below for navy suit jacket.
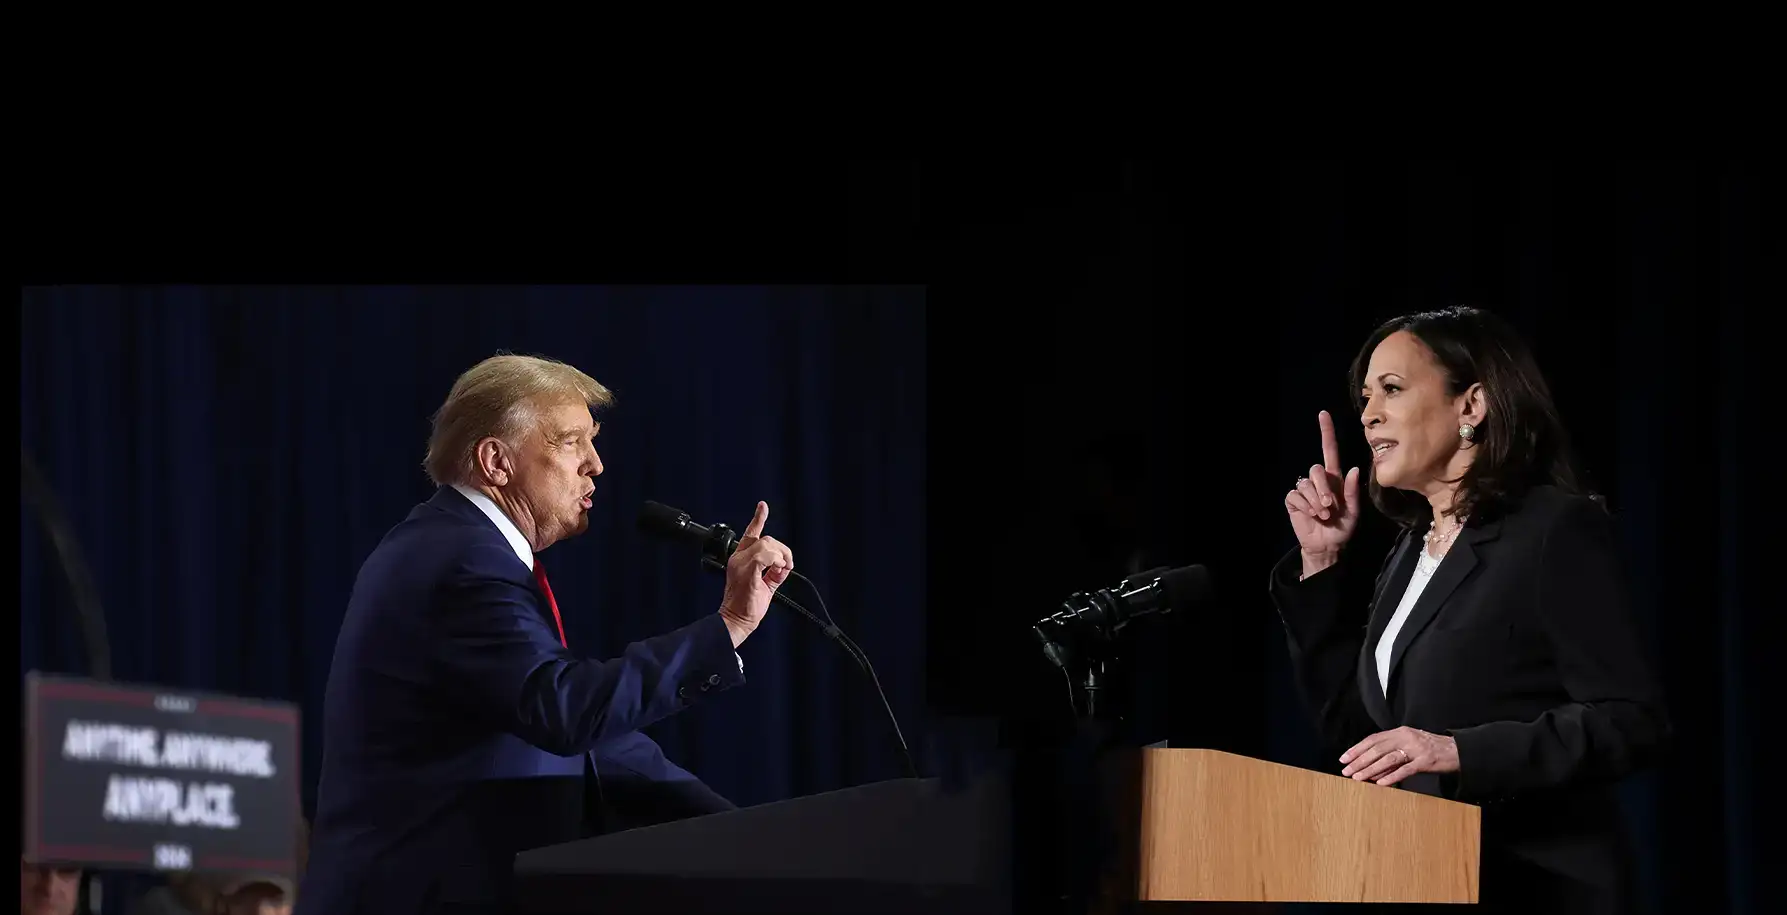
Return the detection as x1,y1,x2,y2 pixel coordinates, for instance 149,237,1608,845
297,486,746,915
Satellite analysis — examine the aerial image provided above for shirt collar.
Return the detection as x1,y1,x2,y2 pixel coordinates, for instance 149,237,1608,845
452,484,534,571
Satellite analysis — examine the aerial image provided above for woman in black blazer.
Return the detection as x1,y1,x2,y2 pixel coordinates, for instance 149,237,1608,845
1270,307,1670,913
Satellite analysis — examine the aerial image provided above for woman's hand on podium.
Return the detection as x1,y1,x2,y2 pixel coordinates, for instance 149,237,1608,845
1286,410,1362,578
1339,726,1460,787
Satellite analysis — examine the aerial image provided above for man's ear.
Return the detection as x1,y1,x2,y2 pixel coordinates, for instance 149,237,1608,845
475,437,513,487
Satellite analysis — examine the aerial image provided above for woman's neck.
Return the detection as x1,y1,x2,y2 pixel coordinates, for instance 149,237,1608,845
1422,484,1464,530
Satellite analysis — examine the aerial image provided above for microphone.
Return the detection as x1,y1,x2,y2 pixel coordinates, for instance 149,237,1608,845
638,501,743,568
638,501,820,623
637,501,918,780
1032,565,1213,669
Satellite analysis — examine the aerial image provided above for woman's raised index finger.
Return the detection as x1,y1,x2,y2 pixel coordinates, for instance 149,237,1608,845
1319,411,1341,475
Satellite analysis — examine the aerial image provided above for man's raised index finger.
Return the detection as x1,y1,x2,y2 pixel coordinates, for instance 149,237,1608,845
742,501,769,539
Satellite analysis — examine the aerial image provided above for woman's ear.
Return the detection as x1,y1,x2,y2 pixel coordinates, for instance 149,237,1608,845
1461,382,1488,426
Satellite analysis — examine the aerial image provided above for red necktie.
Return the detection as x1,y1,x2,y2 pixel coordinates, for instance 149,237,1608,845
533,558,568,648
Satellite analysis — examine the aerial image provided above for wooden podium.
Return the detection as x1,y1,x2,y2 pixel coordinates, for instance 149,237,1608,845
1102,748,1481,905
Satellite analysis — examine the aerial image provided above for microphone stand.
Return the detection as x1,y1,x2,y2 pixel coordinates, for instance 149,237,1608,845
1080,659,1108,722
697,553,919,781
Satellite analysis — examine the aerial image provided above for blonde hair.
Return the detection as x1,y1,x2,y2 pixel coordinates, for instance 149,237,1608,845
425,353,614,487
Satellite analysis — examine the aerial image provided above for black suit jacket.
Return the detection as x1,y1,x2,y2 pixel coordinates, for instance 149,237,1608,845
1269,485,1671,913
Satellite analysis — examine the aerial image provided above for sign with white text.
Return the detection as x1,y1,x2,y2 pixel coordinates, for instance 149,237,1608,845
23,672,300,875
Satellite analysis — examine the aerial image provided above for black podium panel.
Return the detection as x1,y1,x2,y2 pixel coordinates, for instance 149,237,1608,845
511,774,1010,915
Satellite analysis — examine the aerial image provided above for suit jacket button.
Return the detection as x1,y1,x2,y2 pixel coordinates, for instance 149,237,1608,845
707,674,722,686
678,686,691,700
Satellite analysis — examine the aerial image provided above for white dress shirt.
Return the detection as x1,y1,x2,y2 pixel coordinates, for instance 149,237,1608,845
1374,546,1443,697
451,484,742,671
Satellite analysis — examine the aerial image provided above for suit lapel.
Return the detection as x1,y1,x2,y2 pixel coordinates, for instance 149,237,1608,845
1382,518,1503,694
1358,530,1418,728
1364,532,1418,662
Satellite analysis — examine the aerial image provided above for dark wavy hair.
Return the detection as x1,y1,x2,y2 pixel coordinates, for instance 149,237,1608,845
1347,306,1594,529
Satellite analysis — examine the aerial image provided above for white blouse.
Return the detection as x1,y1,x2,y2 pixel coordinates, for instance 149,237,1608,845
1374,546,1444,696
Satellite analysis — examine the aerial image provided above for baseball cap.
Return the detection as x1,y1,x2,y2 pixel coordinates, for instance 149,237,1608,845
212,873,296,899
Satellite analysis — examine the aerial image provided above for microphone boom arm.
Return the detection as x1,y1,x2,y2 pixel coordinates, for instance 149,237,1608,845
697,554,917,780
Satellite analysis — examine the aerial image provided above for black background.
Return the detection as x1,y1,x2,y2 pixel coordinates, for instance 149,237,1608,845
921,159,1771,914
18,157,1773,915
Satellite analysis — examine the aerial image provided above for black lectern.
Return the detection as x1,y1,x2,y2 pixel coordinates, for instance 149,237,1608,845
511,773,1010,915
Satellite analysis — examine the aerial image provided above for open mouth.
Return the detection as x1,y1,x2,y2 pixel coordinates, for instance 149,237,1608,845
1371,441,1397,461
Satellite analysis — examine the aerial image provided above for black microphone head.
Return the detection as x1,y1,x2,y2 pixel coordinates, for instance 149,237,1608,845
638,501,699,542
1117,566,1172,593
1159,565,1213,609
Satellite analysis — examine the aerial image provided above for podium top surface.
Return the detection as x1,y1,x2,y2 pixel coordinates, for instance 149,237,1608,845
514,774,1008,886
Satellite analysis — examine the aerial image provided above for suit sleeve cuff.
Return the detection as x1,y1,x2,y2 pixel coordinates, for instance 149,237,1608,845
1448,721,1524,803
1269,547,1347,596
674,615,748,706
1269,548,1350,641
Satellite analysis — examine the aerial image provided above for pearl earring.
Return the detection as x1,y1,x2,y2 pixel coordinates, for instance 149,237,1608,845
1459,423,1476,441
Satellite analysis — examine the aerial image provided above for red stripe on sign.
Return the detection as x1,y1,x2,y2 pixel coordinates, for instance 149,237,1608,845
37,681,157,706
35,845,150,864
290,725,303,832
199,856,296,872
196,700,298,724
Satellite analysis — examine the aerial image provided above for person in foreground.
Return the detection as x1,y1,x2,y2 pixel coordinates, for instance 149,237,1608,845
298,355,792,915
1269,307,1670,913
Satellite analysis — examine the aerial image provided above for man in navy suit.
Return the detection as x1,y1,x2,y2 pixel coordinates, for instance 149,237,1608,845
297,354,793,915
